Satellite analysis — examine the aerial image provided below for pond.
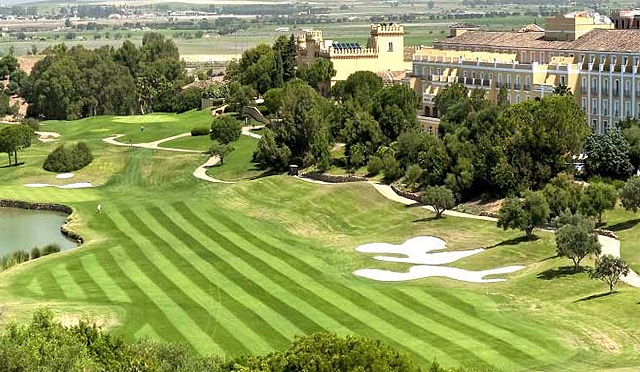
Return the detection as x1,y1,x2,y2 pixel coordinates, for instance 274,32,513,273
0,207,78,255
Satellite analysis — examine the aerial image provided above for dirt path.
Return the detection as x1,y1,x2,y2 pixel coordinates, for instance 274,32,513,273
598,236,640,288
242,125,264,139
192,155,233,184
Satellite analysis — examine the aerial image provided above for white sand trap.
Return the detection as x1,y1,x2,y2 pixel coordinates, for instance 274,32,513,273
354,265,525,283
356,236,484,265
354,236,525,283
56,173,74,179
25,182,93,189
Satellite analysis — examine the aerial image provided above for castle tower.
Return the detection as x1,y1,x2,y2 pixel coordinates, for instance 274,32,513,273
370,23,405,67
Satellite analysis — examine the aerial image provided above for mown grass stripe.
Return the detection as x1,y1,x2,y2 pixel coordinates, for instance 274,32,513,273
63,257,109,301
147,206,331,338
386,288,540,370
204,207,491,367
129,207,289,353
174,202,449,366
403,287,562,360
79,253,132,303
37,269,66,300
110,210,249,355
108,244,219,355
97,243,188,346
25,276,44,297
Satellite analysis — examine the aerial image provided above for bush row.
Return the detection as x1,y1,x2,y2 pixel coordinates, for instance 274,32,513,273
190,126,210,136
0,243,60,271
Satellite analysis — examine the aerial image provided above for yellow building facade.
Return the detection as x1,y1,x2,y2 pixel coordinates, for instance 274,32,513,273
297,24,412,84
414,11,640,133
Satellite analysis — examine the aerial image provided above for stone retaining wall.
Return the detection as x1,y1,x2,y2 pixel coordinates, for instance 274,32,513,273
390,184,421,202
302,172,367,183
0,199,83,244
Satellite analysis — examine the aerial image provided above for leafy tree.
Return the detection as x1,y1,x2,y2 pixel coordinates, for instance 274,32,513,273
210,142,234,165
210,115,242,145
297,58,336,93
580,182,617,224
227,44,276,94
382,153,403,182
172,87,202,113
497,191,549,238
349,144,366,171
433,83,469,118
622,124,640,173
404,164,423,189
43,142,93,172
338,102,382,166
253,128,291,171
0,124,33,166
263,87,284,116
543,173,583,217
556,223,601,271
337,70,384,107
584,129,633,180
421,186,455,218
0,54,19,79
395,131,449,185
496,86,509,108
225,81,255,113
372,84,419,142
590,255,630,292
367,155,384,176
620,176,640,213
553,210,594,231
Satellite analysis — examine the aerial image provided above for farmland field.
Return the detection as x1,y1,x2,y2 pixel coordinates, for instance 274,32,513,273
1,110,640,371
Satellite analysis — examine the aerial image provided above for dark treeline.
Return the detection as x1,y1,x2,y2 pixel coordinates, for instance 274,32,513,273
23,33,193,120
0,309,494,372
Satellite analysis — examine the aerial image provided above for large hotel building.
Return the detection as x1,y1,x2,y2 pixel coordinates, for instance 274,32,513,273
412,11,640,133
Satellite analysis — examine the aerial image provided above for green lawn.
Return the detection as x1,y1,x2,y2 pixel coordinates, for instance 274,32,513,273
1,112,640,371
206,135,264,181
160,134,213,152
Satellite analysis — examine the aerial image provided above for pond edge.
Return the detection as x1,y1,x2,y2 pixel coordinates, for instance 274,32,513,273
0,199,84,245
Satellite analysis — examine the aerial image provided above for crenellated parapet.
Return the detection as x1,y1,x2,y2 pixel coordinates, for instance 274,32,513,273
371,23,404,36
329,47,378,59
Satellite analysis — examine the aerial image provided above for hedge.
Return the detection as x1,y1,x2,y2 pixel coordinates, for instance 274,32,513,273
43,142,93,173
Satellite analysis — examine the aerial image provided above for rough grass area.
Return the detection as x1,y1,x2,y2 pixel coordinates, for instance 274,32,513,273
1,110,640,371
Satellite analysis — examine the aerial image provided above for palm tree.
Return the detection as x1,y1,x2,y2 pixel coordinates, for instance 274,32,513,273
553,84,572,96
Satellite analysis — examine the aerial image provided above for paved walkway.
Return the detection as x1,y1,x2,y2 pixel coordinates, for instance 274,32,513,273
598,235,640,288
241,125,265,139
102,133,203,153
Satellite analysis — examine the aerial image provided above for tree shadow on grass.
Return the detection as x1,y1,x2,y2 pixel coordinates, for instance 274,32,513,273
485,235,538,249
537,266,582,280
411,216,440,223
606,219,640,232
250,169,281,180
574,291,617,303
0,162,24,168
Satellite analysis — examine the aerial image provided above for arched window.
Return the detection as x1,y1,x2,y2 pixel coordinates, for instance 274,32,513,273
388,42,393,52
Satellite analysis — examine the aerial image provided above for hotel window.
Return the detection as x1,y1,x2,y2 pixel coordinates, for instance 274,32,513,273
580,54,585,62
463,71,468,78
497,74,502,85
560,75,566,85
592,98,598,114
472,72,476,79
437,68,442,76
604,120,609,132
614,101,619,117
429,67,433,76
590,54,596,63
625,80,631,96
507,74,511,87
525,76,530,90
521,51,526,62
600,55,606,64
582,98,587,112
603,79,609,94
603,99,609,115
540,51,545,63
614,79,620,95
515,75,521,89
581,77,587,93
623,56,629,66
388,42,393,52
626,102,631,117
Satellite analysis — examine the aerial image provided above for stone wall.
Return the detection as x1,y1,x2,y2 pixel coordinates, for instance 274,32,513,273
390,184,421,202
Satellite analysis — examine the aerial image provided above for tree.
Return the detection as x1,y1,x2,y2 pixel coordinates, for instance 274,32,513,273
543,173,583,217
253,128,291,170
372,84,419,142
210,115,242,145
421,186,455,218
338,102,382,166
224,81,255,113
556,223,601,271
404,164,423,189
620,176,640,213
337,71,384,107
297,58,336,93
433,83,469,118
590,255,630,292
497,191,549,238
263,87,284,116
623,124,640,173
580,182,617,224
0,125,33,166
553,84,572,96
584,129,633,180
210,142,234,165
496,86,509,108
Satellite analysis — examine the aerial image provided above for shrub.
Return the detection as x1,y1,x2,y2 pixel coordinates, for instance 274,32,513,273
30,246,41,259
42,243,61,256
190,127,210,136
367,155,384,176
43,142,93,173
23,118,39,132
1,250,30,270
404,164,423,189
382,154,403,182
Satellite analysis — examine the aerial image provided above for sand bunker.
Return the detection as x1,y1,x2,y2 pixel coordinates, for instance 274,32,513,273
25,182,93,189
56,173,74,179
354,236,524,283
